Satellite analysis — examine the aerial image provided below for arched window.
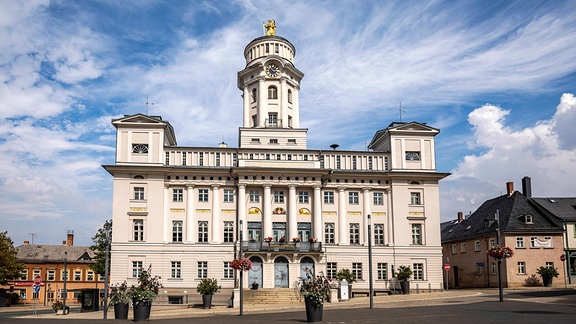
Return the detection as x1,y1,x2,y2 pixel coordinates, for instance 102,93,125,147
251,88,257,103
268,86,278,99
287,89,292,103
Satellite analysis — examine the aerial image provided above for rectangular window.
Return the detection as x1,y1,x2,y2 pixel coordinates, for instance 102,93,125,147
223,189,234,203
374,224,384,245
516,237,525,248
352,263,363,280
224,262,233,279
349,192,359,205
350,223,360,244
324,223,335,244
223,221,234,243
216,152,221,166
491,262,497,275
173,188,183,202
530,236,538,248
197,262,208,279
74,270,82,281
270,138,278,144
165,151,170,165
324,191,334,204
20,269,27,281
411,224,423,245
489,238,496,248
133,220,144,241
172,221,183,242
336,156,341,169
171,261,181,279
410,192,421,205
86,271,94,281
368,157,373,170
517,262,526,274
413,263,424,280
198,189,209,202
298,191,309,204
47,270,55,281
268,113,278,127
182,152,187,165
373,192,384,205
134,187,145,200
546,261,554,268
132,261,143,278
274,190,285,203
460,242,466,253
544,236,553,248
326,262,337,280
198,221,209,243
249,190,260,203
474,240,481,252
451,244,457,254
352,156,357,170
377,263,388,280
199,152,204,166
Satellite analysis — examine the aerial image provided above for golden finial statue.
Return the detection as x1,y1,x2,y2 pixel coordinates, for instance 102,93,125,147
263,19,276,36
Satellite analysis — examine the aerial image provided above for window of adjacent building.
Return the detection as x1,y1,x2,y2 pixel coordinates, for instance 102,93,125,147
197,261,208,279
350,223,360,244
172,221,183,242
352,263,363,280
173,188,183,202
324,191,334,204
451,243,457,254
216,152,221,166
132,261,143,278
249,190,260,203
474,240,481,252
47,270,55,281
411,224,423,245
224,262,233,279
460,242,466,253
287,89,293,103
74,270,82,281
349,192,359,205
524,214,533,224
517,262,526,274
133,219,144,241
326,262,337,280
86,271,94,281
182,152,187,165
274,190,285,203
198,221,209,243
199,152,204,166
413,263,424,280
516,237,524,248
20,269,27,281
224,221,234,243
377,263,388,280
489,238,496,248
198,189,209,202
374,224,384,245
410,192,421,205
171,261,181,279
298,191,309,204
324,223,335,244
224,189,234,203
405,151,421,161
132,144,149,154
530,236,538,248
268,86,278,99
134,187,145,200
268,113,278,127
373,192,384,205
336,156,341,169
491,262,497,275
544,236,553,248
251,88,257,103
545,262,554,268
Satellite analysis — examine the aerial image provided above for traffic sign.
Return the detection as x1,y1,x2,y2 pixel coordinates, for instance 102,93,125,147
443,264,451,271
560,254,566,262
33,284,40,293
34,275,42,285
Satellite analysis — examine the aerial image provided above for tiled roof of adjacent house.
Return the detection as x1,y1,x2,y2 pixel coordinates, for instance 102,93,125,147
441,191,564,243
16,244,96,264
531,197,576,222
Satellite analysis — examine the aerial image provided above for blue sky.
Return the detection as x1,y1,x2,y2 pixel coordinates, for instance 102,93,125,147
1,0,576,246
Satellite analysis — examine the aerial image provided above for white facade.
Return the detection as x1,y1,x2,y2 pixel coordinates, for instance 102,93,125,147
104,31,449,303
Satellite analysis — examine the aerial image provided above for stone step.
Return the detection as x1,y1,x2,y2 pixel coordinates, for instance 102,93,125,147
243,288,303,304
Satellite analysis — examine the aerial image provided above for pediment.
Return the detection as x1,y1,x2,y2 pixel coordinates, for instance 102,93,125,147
112,113,165,125
391,122,438,133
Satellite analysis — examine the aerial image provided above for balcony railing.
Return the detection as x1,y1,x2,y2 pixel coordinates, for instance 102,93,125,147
241,241,323,253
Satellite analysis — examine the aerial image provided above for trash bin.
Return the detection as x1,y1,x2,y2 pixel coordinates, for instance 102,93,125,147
80,289,99,312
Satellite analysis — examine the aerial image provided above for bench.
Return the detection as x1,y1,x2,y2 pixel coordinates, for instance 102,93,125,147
351,290,390,297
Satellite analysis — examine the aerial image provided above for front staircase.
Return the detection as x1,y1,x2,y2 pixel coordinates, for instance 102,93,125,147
243,288,303,305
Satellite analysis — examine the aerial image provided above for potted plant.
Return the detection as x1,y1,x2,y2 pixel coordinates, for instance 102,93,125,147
395,265,413,294
279,237,286,243
109,281,131,319
130,265,162,322
196,278,221,309
308,237,318,243
487,245,514,259
335,269,356,298
298,269,331,322
536,266,559,287
292,237,301,243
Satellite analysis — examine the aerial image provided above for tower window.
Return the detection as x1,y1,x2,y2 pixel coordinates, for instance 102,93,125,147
252,115,258,127
288,89,292,103
268,86,278,99
288,116,293,128
268,113,278,127
275,43,279,53
270,139,278,144
251,88,257,103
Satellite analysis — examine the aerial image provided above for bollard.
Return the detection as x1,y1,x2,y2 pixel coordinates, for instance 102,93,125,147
416,284,419,294
428,283,431,293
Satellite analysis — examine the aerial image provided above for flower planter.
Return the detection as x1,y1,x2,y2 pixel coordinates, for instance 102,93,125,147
304,296,323,322
202,294,212,309
114,302,129,320
251,283,259,290
133,302,151,322
400,281,410,295
542,276,553,287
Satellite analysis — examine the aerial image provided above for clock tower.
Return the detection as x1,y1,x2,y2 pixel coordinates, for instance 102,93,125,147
237,23,307,149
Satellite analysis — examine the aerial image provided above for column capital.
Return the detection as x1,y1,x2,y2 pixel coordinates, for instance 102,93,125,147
186,184,195,189
337,186,347,192
211,184,220,189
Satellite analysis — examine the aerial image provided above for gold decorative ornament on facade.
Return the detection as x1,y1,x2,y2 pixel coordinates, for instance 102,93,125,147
263,19,276,36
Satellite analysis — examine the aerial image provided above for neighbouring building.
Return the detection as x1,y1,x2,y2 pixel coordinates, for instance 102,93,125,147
104,24,449,305
441,177,565,288
2,231,104,305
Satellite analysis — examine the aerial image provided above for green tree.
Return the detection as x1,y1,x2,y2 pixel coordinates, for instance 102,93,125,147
0,231,24,285
89,220,112,276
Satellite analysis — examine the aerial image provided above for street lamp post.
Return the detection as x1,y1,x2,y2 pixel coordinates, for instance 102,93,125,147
368,214,373,309
103,231,111,319
239,219,244,316
63,251,68,314
495,210,503,302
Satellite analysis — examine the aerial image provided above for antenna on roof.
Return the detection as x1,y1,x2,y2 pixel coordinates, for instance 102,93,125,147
29,233,36,244
145,96,155,115
399,101,405,122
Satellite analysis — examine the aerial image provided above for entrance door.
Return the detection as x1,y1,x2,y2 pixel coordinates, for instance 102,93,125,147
300,257,315,280
248,256,263,288
274,257,289,288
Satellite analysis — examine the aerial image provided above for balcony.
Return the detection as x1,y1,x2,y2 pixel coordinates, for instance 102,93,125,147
240,241,323,253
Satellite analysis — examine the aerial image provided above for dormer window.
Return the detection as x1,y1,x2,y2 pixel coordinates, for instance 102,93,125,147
405,151,421,161
523,214,533,224
132,144,148,154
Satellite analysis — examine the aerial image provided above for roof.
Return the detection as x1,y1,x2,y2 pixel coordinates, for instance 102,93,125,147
16,244,96,264
441,191,564,243
531,197,576,222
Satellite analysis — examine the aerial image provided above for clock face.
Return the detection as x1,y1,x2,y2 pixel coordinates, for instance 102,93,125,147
266,64,280,77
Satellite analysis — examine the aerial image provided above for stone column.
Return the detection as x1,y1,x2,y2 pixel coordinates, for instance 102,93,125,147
185,185,195,243
211,185,221,243
387,190,394,246
263,185,272,238
288,185,297,240
238,184,247,240
338,187,348,245
258,79,266,127
163,185,170,243
313,186,322,242
362,188,371,245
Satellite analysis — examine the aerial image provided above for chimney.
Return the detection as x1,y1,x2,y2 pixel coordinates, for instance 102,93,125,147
67,230,74,246
24,240,29,245
457,212,463,222
506,182,514,196
62,240,66,245
522,176,532,198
